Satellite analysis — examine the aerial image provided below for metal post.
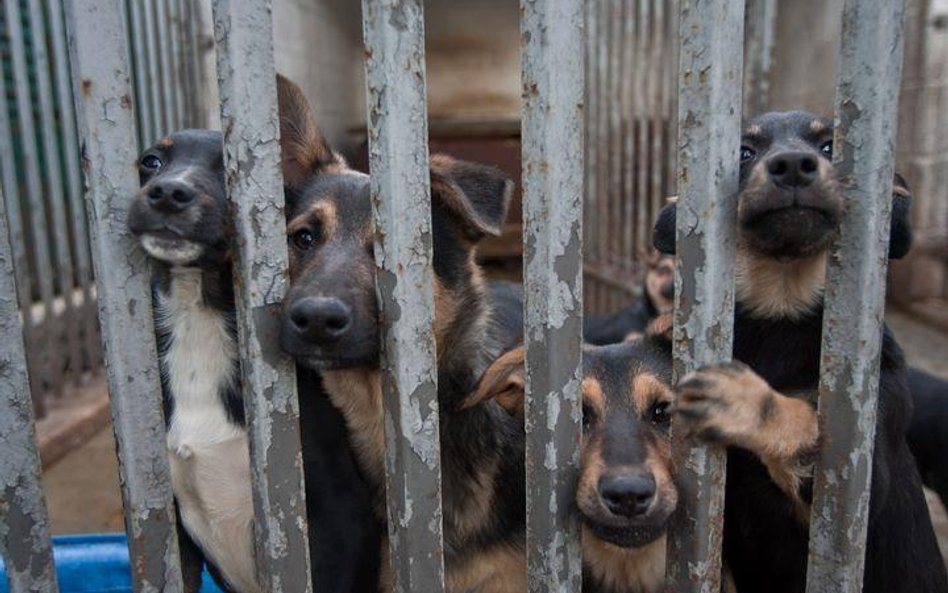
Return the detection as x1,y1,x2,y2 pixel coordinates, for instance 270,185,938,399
805,1,907,591
128,0,157,146
210,2,312,591
664,1,744,592
64,1,183,590
0,191,59,593
155,0,180,130
521,0,585,591
143,0,166,138
742,0,777,117
362,1,446,591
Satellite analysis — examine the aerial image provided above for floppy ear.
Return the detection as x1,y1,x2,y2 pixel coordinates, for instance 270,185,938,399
461,346,525,420
429,154,514,242
652,201,677,255
889,172,913,260
276,74,341,187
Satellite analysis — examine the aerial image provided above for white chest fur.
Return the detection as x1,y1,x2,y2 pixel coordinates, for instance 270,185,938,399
156,267,260,593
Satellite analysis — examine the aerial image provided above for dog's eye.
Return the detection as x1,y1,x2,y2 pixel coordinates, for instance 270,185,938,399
291,229,315,250
140,154,162,172
820,140,833,159
649,401,671,425
739,146,756,164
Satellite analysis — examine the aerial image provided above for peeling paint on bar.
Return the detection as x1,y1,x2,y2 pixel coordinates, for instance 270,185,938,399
63,1,183,590
805,0,906,591
0,193,59,593
664,1,744,592
521,0,585,591
210,2,312,591
362,1,446,591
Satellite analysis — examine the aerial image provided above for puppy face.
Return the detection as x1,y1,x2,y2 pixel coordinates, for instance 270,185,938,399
127,130,229,266
652,111,913,261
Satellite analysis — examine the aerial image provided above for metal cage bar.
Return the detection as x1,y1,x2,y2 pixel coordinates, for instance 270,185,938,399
664,1,744,591
64,1,184,590
521,0,585,590
209,2,312,591
805,0,908,590
361,1,446,591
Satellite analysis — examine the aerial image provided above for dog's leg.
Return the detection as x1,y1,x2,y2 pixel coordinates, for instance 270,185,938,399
673,361,819,520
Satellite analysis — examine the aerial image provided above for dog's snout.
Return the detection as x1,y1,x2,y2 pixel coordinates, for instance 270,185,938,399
147,180,197,213
288,297,353,343
766,151,819,189
599,473,656,517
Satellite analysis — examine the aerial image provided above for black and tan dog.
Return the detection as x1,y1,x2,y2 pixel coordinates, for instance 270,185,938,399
467,318,677,593
652,110,948,593
128,128,378,593
275,76,527,593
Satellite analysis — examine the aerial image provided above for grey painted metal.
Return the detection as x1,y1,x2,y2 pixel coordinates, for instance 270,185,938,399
6,0,59,389
155,0,179,130
361,1,446,591
665,0,744,591
210,2,312,591
128,0,157,146
64,1,184,590
742,0,777,117
805,0,907,590
521,0,585,591
143,0,166,139
0,193,59,593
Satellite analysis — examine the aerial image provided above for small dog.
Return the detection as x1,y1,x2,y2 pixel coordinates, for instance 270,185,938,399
128,128,378,593
275,75,527,593
467,317,677,593
652,110,948,593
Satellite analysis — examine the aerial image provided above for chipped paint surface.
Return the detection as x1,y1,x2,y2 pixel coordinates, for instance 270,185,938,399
210,1,312,591
805,1,906,590
521,1,584,591
665,1,744,592
63,2,184,590
362,1,446,592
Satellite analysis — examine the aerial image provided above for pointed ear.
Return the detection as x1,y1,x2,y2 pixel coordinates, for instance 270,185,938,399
889,172,913,260
461,346,526,419
430,154,514,242
652,199,677,255
276,74,340,187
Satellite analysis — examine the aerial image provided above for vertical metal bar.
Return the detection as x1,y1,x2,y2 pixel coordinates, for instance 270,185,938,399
155,0,179,130
173,0,194,128
742,0,777,117
210,2,312,591
361,1,446,591
805,0,907,590
608,0,623,269
521,0,585,590
620,0,634,270
64,1,184,590
128,0,156,145
635,0,650,260
143,0,166,137
665,0,744,591
584,0,598,293
0,191,59,593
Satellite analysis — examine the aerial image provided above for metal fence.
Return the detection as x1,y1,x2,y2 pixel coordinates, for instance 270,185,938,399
0,1,906,593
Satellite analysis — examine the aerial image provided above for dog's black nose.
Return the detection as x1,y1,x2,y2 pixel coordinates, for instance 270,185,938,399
288,297,353,343
147,180,197,213
599,473,656,517
767,151,819,189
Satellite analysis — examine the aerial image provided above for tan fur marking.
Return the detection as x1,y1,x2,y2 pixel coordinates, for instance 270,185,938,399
809,119,828,134
582,526,666,593
448,458,501,544
158,136,174,148
892,184,911,199
577,436,606,515
433,277,457,359
630,373,671,413
463,347,525,416
735,250,827,320
745,124,763,137
446,544,526,593
583,377,606,417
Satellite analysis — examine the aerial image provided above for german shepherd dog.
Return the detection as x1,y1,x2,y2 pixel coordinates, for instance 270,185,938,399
128,129,378,593
275,76,527,593
467,318,677,593
652,111,948,593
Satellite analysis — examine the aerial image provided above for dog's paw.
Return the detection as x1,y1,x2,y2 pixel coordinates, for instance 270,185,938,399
673,361,775,447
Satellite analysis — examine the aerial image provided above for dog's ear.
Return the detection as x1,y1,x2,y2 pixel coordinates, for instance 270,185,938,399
889,172,913,260
429,154,513,242
644,312,673,351
276,74,340,187
652,200,677,255
461,346,525,420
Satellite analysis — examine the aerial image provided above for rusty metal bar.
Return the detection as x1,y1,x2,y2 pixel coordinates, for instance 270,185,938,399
361,1,446,591
209,2,313,591
742,0,777,117
64,0,184,589
521,0,585,590
665,0,744,591
0,191,59,593
805,1,907,591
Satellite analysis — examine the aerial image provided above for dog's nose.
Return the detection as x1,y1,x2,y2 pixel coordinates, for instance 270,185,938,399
599,473,656,517
288,297,353,343
660,281,674,300
147,180,197,213
767,151,819,189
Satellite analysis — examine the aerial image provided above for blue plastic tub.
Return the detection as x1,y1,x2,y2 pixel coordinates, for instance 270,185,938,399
0,534,224,593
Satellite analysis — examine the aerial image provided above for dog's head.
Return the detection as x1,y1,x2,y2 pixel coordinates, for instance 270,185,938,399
466,319,677,549
276,76,513,370
653,110,913,261
128,130,229,266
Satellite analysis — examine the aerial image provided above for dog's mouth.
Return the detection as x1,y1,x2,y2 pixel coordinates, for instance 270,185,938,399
740,200,840,260
279,333,380,371
581,513,669,548
139,233,205,265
